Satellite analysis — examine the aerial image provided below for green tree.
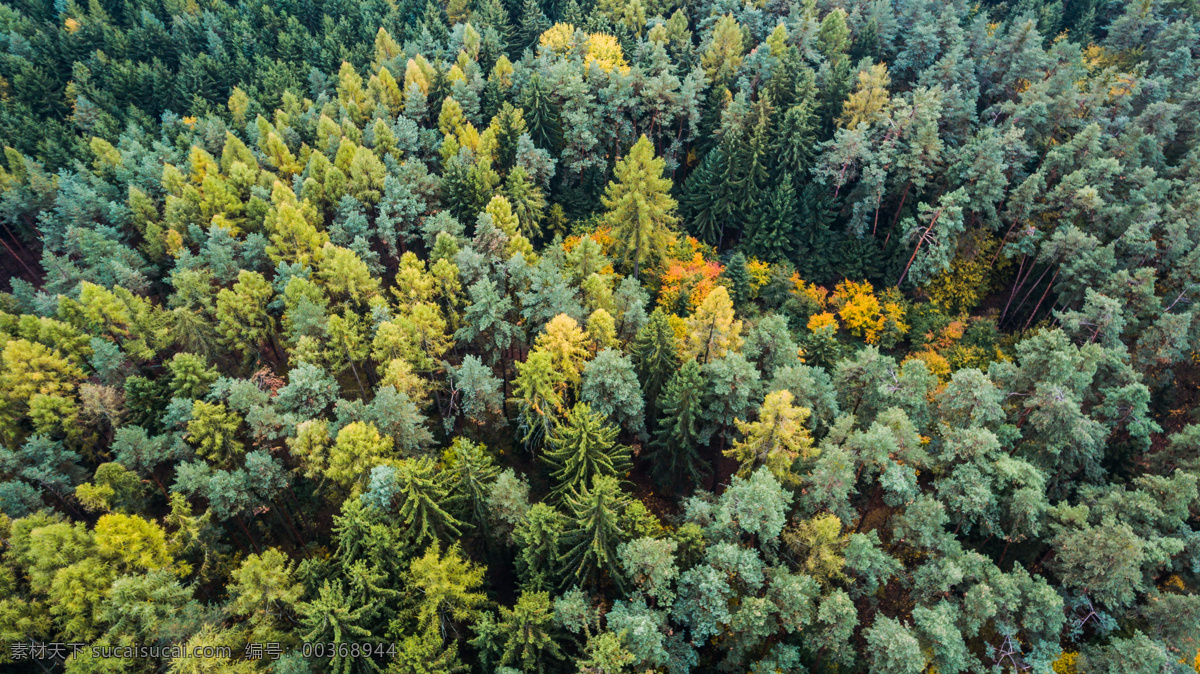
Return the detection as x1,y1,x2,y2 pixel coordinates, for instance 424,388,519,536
630,307,679,423
364,458,464,546
166,352,218,399
471,591,565,674
514,502,567,590
560,475,630,591
646,360,708,492
408,542,487,639
214,270,275,362
544,403,632,497
450,355,504,427
442,437,500,531
580,348,644,436
228,548,304,629
725,390,815,485
511,350,565,453
298,580,381,674
865,616,925,674
186,401,244,467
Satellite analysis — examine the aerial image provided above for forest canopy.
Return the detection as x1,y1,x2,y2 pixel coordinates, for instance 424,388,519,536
1,0,1200,672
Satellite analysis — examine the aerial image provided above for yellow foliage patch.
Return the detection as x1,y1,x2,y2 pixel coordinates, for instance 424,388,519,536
538,24,630,74
807,312,838,332
745,258,771,296
1052,651,1079,674
789,274,829,308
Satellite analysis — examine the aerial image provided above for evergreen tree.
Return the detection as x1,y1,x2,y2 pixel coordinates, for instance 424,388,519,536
630,308,680,424
742,175,798,264
471,591,565,674
544,403,631,497
297,580,381,673
580,349,644,436
722,252,754,308
364,458,464,546
680,147,730,246
560,475,629,591
646,360,708,492
520,74,562,152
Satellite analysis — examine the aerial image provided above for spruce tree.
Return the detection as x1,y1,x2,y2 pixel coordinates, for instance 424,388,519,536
364,458,464,546
742,173,798,264
630,308,680,424
521,74,562,152
544,403,631,497
560,475,629,591
646,360,708,492
680,147,728,246
722,252,754,309
517,0,552,51
730,96,774,245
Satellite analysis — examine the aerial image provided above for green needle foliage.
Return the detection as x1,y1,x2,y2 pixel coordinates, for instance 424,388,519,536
0,2,1197,672
544,403,632,498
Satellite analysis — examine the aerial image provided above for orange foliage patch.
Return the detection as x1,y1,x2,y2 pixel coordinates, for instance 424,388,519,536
658,252,723,313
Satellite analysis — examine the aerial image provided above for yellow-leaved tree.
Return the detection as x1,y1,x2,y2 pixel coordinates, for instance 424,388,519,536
724,390,816,485
601,136,678,280
682,285,742,363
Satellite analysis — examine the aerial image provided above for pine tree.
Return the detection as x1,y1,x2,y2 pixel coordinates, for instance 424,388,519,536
646,360,708,491
443,437,500,531
580,349,644,436
601,136,679,280
471,591,565,673
544,403,631,497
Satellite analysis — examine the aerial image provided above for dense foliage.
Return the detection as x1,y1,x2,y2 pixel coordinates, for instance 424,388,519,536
1,0,1200,671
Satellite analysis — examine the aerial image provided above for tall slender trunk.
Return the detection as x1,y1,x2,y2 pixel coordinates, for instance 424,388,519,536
1010,264,1056,325
0,232,37,281
882,181,912,245
235,514,262,555
1001,254,1029,321
347,357,367,398
274,502,305,546
897,204,947,286
1023,270,1060,330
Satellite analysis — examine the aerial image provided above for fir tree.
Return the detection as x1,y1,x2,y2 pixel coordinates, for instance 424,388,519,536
630,308,680,424
521,74,562,153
